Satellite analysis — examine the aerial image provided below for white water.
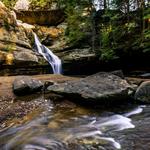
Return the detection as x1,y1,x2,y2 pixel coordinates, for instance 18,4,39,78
1,105,146,150
14,0,30,10
64,105,145,149
124,105,146,117
33,33,62,74
94,115,135,131
98,137,121,149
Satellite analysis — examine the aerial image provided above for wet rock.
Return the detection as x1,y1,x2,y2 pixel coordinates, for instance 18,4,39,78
48,72,133,105
60,48,99,75
139,73,150,79
43,81,55,90
62,48,95,62
41,35,53,46
110,70,125,79
134,81,150,103
13,76,43,96
0,51,6,65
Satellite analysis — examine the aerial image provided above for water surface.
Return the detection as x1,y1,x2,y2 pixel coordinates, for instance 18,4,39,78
0,98,149,150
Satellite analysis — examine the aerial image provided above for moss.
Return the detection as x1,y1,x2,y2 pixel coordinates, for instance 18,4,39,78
1,0,17,8
3,20,10,30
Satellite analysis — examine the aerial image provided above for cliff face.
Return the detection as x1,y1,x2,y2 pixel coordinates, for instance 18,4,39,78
16,10,65,26
0,3,50,75
0,2,30,50
0,2,98,75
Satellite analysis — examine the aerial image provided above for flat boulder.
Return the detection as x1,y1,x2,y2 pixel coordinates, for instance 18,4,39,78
48,72,133,105
134,81,150,103
13,76,43,96
13,49,38,64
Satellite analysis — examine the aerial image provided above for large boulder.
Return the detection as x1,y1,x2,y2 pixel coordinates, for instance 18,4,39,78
13,76,43,96
13,49,38,64
134,81,150,103
58,48,99,75
48,72,133,105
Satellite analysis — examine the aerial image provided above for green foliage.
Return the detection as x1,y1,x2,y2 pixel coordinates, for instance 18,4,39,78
63,0,150,60
100,48,118,61
142,29,150,53
1,0,150,62
94,0,150,61
63,0,92,47
3,20,11,30
29,0,54,10
1,0,17,8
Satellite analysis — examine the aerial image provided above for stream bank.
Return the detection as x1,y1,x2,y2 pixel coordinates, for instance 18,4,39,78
0,74,79,128
0,72,149,129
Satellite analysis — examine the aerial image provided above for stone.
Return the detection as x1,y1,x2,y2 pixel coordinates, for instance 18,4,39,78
44,80,55,88
59,48,98,74
110,70,125,79
0,2,5,8
0,3,31,51
0,3,16,27
16,10,65,26
13,76,43,96
0,51,6,65
48,72,133,105
134,81,150,103
0,3,51,75
33,25,65,46
13,50,38,64
139,73,150,79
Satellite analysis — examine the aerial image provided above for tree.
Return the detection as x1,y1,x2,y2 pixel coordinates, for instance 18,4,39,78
1,0,17,8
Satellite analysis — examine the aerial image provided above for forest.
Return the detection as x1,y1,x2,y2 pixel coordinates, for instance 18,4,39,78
2,0,150,63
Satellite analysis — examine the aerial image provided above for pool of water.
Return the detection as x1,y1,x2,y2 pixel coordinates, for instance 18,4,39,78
0,97,150,150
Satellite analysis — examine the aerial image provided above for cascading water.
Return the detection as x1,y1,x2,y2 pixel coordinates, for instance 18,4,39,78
14,0,30,10
0,104,148,150
33,33,62,74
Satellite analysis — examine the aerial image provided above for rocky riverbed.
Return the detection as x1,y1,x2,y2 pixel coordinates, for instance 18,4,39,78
0,72,150,129
0,74,79,128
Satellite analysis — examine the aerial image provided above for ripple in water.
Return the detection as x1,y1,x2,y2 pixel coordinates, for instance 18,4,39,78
0,105,146,150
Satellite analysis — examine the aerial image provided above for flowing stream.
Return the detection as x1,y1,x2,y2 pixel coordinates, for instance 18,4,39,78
33,33,62,74
0,96,150,150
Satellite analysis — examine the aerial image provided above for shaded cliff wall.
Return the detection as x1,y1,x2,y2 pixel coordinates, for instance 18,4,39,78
16,10,65,26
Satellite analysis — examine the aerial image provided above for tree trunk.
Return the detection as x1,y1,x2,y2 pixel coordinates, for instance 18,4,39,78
126,0,130,24
104,0,107,9
141,0,145,41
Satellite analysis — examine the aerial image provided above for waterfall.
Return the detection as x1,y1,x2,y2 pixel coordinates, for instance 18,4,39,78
33,33,62,74
14,0,30,10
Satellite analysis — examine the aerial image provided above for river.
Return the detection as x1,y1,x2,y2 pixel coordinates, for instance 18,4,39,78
0,96,150,150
